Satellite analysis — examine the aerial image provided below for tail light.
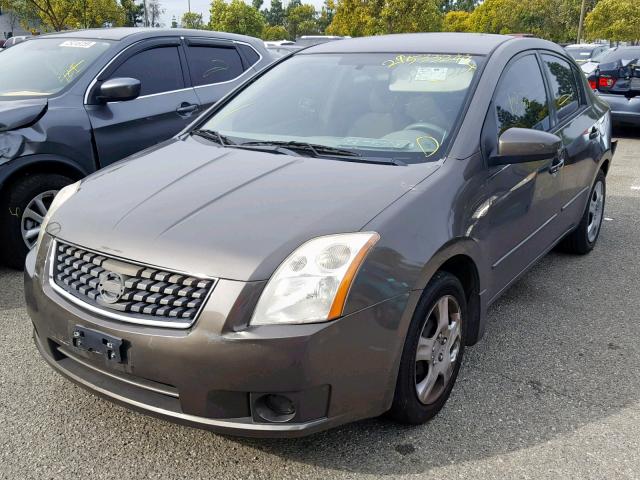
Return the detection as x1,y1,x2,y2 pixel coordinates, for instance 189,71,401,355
598,76,616,88
589,79,597,90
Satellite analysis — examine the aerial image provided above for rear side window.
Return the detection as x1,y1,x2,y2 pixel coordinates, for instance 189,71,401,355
109,46,184,96
237,44,260,67
494,54,551,134
187,46,245,86
542,54,580,121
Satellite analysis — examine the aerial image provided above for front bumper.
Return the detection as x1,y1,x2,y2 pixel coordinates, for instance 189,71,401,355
25,237,414,438
598,93,640,126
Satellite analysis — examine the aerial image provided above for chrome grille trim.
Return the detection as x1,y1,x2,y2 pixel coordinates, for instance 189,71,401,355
48,240,217,329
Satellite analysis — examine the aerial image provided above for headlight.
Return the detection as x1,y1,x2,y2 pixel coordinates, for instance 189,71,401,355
251,232,379,325
35,181,81,253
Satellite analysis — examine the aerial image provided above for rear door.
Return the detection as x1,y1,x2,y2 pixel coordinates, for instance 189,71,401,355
184,38,259,109
540,52,600,230
85,38,201,166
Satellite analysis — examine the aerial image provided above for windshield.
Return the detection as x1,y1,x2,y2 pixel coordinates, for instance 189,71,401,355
0,38,111,98
202,53,482,163
599,48,640,65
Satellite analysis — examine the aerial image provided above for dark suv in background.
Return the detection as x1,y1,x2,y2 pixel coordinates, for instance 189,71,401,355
0,28,271,268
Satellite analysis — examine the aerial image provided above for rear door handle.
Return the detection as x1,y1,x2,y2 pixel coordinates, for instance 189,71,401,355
176,103,199,116
588,126,599,139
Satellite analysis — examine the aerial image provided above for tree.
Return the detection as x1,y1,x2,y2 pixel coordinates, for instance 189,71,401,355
74,0,125,28
147,0,163,27
120,0,143,26
328,0,442,36
263,0,284,26
209,0,265,37
317,0,335,32
441,0,477,13
9,0,124,31
585,0,640,43
262,24,288,40
284,3,318,39
443,10,471,32
251,0,262,10
380,0,442,33
326,0,381,37
181,11,204,29
466,0,595,43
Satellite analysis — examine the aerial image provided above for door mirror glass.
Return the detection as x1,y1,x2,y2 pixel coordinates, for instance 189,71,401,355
98,77,141,103
490,127,561,166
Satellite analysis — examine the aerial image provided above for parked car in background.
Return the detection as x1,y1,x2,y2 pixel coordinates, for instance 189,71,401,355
26,33,613,438
294,35,349,47
265,44,300,58
0,28,270,269
0,39,5,49
2,35,30,49
565,43,609,65
587,46,640,127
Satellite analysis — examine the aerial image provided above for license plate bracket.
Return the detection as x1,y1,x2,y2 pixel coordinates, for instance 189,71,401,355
72,325,124,363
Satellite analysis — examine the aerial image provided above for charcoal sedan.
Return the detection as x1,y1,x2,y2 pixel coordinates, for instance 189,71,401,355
25,33,614,437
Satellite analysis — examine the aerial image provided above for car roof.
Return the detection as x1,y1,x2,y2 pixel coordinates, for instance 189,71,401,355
302,32,558,56
36,27,261,44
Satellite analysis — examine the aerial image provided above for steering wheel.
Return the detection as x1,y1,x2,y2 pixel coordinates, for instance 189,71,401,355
403,122,447,140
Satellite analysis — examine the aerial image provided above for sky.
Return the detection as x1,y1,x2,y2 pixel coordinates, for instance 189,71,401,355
162,0,326,26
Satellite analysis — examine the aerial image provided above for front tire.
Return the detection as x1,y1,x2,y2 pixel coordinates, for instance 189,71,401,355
0,173,73,269
388,271,467,424
560,170,606,255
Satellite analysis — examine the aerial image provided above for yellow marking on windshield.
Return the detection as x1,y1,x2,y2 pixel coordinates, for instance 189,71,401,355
59,60,86,84
383,54,476,71
416,135,441,157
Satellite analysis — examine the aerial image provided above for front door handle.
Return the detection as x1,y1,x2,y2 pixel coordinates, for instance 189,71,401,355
549,149,565,175
588,126,599,139
176,103,199,116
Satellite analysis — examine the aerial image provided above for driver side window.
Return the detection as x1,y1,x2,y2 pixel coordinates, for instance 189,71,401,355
494,55,551,136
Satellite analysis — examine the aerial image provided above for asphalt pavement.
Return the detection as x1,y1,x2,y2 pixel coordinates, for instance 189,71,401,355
1,129,639,479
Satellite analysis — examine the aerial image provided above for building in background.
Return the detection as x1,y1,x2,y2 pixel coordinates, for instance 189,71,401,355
0,6,30,38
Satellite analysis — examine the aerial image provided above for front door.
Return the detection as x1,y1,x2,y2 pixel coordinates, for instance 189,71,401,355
481,53,567,300
85,38,201,166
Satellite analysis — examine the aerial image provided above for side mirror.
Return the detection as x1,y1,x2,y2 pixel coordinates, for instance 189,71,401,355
489,127,561,167
97,77,141,103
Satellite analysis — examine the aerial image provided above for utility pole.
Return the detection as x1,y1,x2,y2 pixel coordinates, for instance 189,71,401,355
143,0,149,27
188,0,191,13
577,0,587,44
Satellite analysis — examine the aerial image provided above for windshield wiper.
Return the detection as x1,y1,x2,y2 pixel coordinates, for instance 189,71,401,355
236,140,403,165
191,129,236,146
239,140,362,158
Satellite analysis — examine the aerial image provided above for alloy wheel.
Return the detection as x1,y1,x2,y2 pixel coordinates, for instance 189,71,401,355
20,190,58,249
587,181,604,243
414,295,462,405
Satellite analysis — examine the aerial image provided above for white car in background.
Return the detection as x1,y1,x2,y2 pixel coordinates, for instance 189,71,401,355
565,43,610,75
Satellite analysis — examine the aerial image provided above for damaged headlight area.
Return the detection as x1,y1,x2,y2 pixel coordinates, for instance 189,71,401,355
0,132,24,164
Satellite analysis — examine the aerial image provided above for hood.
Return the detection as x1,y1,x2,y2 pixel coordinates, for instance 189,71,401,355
0,98,48,132
52,136,438,281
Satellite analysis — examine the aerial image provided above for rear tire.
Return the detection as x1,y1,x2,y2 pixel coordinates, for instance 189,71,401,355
0,173,73,270
560,170,606,255
388,271,467,424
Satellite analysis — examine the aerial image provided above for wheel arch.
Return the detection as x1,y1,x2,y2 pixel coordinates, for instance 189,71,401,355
0,155,88,197
416,238,487,346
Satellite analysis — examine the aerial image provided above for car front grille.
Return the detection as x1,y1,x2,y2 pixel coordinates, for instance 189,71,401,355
50,240,216,328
